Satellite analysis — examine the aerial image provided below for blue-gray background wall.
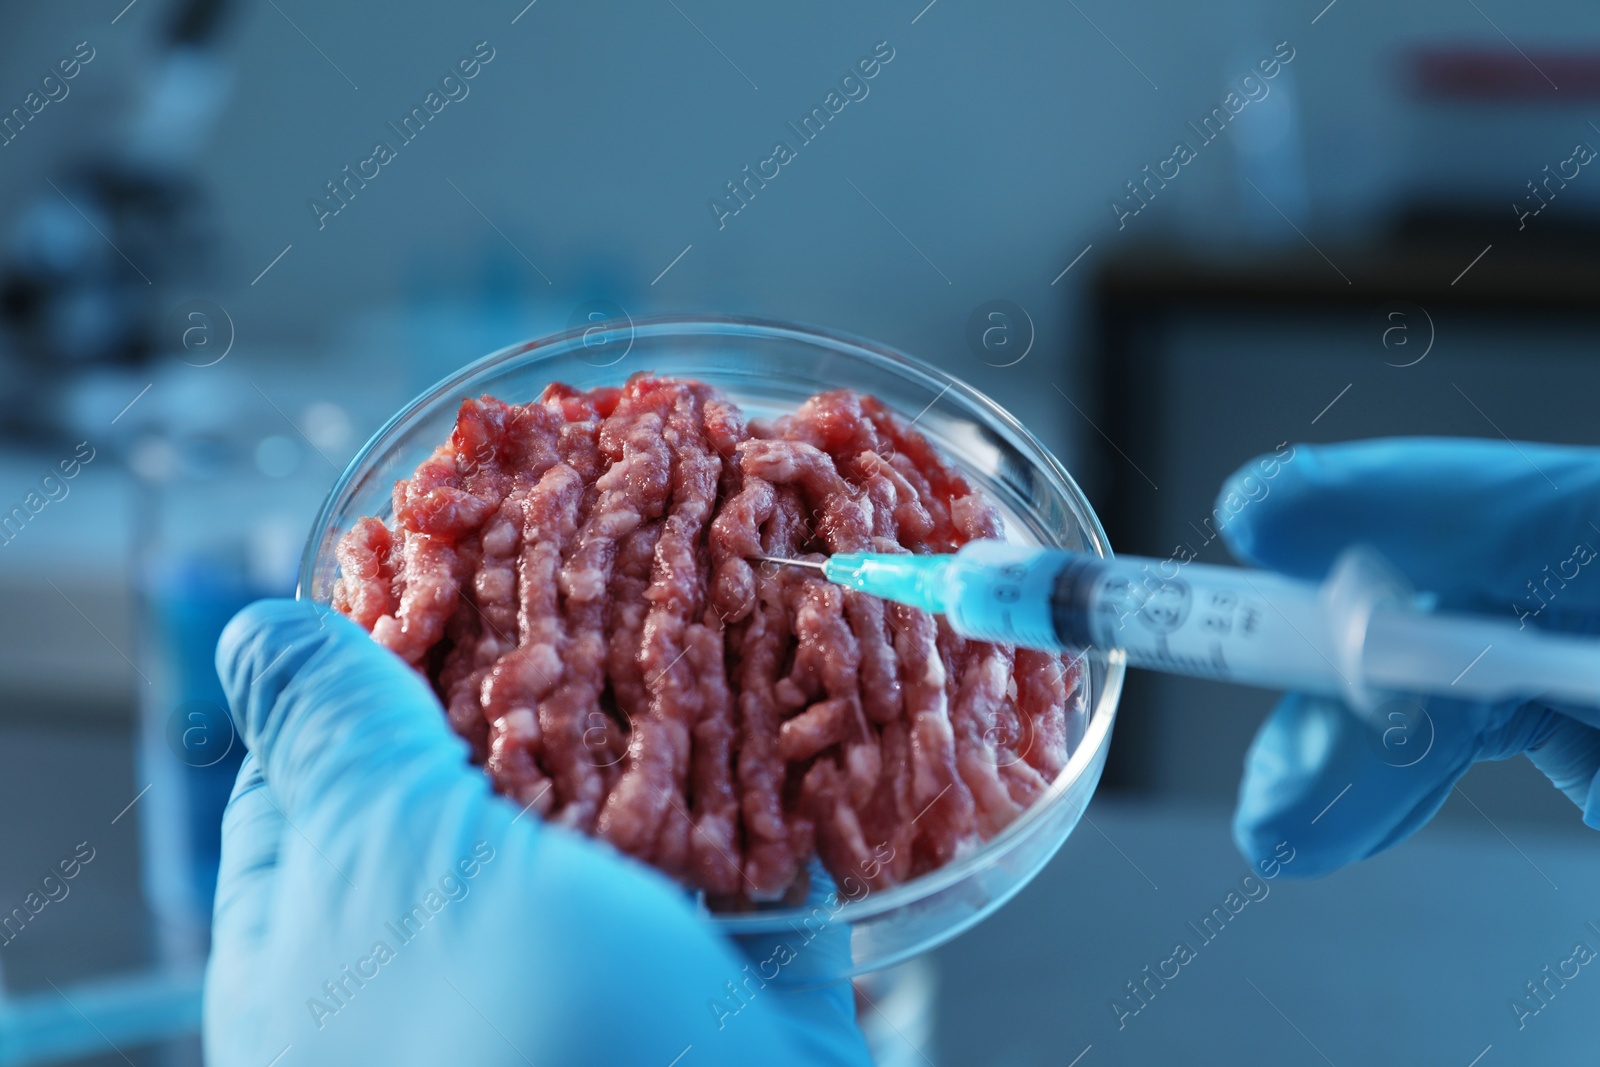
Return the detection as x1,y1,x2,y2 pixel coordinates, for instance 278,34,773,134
17,0,1599,457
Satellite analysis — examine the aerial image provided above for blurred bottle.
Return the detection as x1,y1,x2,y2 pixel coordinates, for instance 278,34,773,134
1230,45,1311,242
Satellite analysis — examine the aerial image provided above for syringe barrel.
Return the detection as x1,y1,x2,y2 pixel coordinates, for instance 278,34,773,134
947,543,1351,697
1057,552,1346,694
945,543,1600,707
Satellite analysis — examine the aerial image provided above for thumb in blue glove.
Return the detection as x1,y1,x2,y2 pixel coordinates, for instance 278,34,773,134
1218,438,1600,878
206,599,872,1066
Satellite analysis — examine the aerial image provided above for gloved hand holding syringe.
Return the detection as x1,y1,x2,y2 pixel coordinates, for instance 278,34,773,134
756,539,1600,711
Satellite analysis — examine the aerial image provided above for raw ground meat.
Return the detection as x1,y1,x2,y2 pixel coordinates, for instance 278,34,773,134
332,374,1087,904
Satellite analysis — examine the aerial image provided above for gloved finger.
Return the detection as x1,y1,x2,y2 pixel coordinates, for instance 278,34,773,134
205,755,284,1041
215,598,474,829
1524,709,1600,826
1232,692,1532,878
210,755,283,947
1218,438,1600,615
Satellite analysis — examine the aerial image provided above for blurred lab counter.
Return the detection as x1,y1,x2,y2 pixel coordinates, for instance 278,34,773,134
931,795,1600,1066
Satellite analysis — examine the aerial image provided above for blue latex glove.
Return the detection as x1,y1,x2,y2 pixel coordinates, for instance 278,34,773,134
206,599,872,1066
1220,438,1600,878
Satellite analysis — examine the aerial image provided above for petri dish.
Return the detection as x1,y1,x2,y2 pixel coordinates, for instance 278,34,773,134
298,315,1125,982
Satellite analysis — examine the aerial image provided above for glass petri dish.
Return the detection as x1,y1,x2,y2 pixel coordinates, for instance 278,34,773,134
298,315,1125,982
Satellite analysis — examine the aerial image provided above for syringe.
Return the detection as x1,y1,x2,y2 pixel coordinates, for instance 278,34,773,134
755,541,1600,710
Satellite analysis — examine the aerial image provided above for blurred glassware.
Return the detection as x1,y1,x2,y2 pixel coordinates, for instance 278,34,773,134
130,369,338,971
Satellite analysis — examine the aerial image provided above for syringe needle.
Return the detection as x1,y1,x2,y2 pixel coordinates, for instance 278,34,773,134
749,555,828,572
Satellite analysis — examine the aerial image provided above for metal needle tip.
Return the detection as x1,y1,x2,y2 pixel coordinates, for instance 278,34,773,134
749,555,828,572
